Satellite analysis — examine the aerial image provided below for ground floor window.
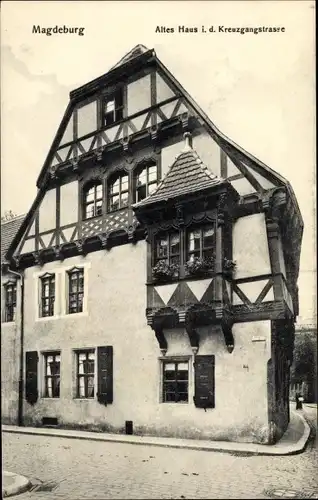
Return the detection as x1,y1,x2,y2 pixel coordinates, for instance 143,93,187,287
76,350,95,398
162,360,189,403
44,352,60,398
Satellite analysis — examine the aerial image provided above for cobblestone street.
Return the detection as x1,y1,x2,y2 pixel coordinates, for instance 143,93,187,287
2,408,317,500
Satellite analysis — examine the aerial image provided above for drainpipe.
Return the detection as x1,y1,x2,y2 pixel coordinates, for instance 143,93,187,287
7,265,25,426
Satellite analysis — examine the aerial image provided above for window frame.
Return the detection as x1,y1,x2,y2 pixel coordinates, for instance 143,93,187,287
134,161,158,203
43,351,61,398
108,172,129,212
103,88,124,127
67,267,84,315
154,231,181,267
40,273,55,318
186,224,216,262
161,358,190,404
75,349,95,399
82,180,103,220
3,281,17,323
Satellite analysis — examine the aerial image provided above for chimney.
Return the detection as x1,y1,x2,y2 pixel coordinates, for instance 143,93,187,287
183,132,193,151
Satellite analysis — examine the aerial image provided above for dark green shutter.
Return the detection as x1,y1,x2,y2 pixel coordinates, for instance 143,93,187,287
194,355,215,409
97,346,113,405
25,351,39,405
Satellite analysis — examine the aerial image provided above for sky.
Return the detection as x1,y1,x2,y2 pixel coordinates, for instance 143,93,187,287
1,0,316,323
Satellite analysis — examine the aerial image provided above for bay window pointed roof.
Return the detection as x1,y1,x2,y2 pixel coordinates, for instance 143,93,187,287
134,133,225,209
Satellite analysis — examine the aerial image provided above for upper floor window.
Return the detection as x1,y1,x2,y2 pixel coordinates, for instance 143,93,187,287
155,232,180,266
103,88,124,127
68,268,84,314
187,225,215,262
83,181,103,219
40,273,55,317
44,352,60,398
108,173,129,212
135,162,158,202
3,281,17,322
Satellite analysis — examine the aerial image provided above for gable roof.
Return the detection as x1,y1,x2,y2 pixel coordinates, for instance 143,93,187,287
109,44,149,71
6,45,303,272
135,142,225,208
1,214,25,263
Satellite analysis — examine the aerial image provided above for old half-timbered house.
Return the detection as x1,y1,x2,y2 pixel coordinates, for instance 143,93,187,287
2,45,303,444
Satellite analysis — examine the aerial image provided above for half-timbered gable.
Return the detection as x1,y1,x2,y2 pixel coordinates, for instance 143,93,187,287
2,45,303,444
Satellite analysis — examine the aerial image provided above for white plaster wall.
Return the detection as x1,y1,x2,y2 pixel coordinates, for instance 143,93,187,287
161,139,183,178
233,213,271,279
192,128,221,178
21,242,271,442
60,181,79,227
38,189,56,233
127,74,151,117
156,73,175,104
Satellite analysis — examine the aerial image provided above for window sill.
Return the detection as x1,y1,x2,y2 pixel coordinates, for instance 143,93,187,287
73,397,95,401
36,316,59,323
40,397,60,400
1,321,16,326
64,311,88,319
83,214,103,222
107,207,128,215
148,271,216,286
160,401,189,405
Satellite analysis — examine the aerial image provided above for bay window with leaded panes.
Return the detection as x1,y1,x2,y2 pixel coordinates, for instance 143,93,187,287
76,350,95,398
67,268,84,314
187,225,215,262
44,352,60,398
108,173,129,212
155,232,180,266
40,273,55,317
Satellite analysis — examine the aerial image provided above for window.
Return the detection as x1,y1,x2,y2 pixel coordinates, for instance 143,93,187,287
67,268,84,314
4,282,17,322
187,225,215,262
103,88,124,127
83,181,103,219
44,352,60,398
76,350,95,398
135,162,158,202
162,360,189,403
155,232,180,266
40,273,55,317
108,173,129,212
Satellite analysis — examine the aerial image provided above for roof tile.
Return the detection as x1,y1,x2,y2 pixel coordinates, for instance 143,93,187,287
134,148,224,208
1,215,25,263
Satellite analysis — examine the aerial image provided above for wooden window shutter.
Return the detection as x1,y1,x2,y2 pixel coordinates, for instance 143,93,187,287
97,346,113,405
194,355,215,409
25,351,39,405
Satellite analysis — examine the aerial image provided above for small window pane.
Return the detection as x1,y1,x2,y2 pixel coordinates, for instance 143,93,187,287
148,182,157,194
105,100,115,113
111,179,119,194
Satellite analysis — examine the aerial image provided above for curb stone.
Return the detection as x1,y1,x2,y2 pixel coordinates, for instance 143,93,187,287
2,410,311,457
2,471,32,498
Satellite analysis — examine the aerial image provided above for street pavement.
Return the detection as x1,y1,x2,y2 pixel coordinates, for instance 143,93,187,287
2,406,317,500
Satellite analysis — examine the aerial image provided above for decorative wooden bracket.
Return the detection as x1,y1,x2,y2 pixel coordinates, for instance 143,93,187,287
215,306,234,353
176,204,184,227
150,125,158,142
50,166,58,180
71,159,79,173
121,137,130,153
95,149,103,163
75,240,86,255
32,251,43,266
53,246,63,261
98,233,109,249
180,112,189,131
127,224,137,242
185,318,200,351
